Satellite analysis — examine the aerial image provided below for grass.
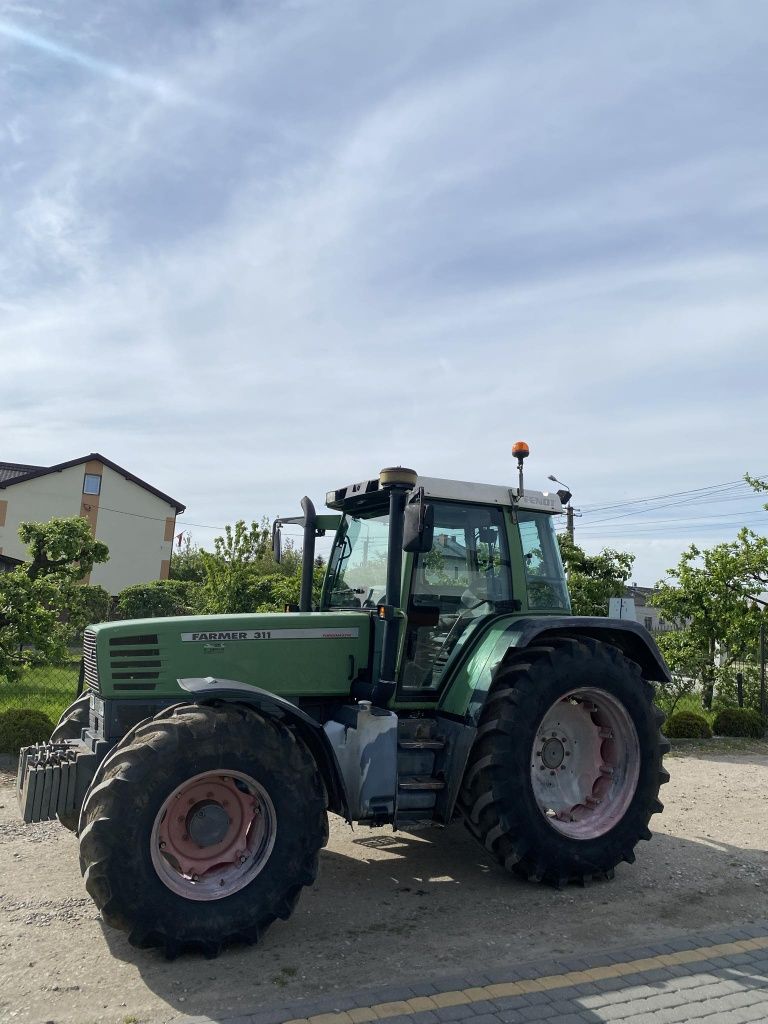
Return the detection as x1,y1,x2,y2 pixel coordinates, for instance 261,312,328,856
0,660,80,721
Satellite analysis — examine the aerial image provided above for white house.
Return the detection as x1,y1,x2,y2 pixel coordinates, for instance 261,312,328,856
0,454,186,595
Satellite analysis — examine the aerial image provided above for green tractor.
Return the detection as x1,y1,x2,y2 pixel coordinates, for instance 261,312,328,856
18,450,670,957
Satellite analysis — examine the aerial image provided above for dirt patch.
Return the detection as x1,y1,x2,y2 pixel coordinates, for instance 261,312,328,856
1,747,768,1024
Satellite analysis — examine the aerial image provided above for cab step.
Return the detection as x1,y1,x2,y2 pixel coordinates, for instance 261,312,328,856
398,738,445,750
398,776,446,791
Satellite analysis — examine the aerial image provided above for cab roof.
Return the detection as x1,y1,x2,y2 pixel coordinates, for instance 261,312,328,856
326,475,563,515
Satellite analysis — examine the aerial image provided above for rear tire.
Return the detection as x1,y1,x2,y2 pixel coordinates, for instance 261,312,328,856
458,638,669,885
51,693,91,832
78,702,328,957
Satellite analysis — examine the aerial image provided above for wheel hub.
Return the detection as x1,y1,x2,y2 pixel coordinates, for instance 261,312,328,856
187,800,231,847
530,688,640,840
151,770,277,902
540,736,566,769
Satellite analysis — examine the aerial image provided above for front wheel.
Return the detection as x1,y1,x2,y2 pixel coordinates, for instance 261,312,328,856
78,702,328,957
458,637,669,885
51,693,91,832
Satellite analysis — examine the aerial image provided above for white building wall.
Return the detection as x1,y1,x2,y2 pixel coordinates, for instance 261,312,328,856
0,465,84,561
90,464,176,594
0,461,178,594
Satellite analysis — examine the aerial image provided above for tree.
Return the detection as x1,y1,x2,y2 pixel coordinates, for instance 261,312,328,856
746,472,768,508
66,584,112,643
650,529,768,709
557,535,635,617
200,519,272,614
0,570,68,680
169,534,207,584
0,518,111,680
19,517,108,581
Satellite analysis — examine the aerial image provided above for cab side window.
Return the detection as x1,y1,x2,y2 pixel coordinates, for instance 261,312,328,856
401,502,512,691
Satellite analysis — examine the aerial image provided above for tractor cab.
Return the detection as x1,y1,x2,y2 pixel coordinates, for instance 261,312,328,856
319,472,571,703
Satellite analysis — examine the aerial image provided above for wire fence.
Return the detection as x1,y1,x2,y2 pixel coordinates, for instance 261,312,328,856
0,654,82,725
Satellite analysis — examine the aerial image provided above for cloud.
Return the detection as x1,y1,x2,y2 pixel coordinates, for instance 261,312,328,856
2,0,768,582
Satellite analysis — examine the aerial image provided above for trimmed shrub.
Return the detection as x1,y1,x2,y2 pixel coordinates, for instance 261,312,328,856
0,708,55,752
116,579,200,620
663,710,712,739
712,707,764,739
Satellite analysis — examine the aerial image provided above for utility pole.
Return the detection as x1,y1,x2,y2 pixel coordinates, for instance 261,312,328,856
566,504,574,542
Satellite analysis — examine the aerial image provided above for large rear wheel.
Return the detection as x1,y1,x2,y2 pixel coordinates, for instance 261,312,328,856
458,637,669,885
78,702,328,956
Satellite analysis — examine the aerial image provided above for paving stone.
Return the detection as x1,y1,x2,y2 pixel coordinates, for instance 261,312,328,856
489,995,531,1011
551,957,591,972
591,977,632,994
467,1014,502,1024
377,1015,415,1024
403,984,437,999
433,1006,475,1022
491,1011,523,1024
411,1012,438,1024
463,1001,495,1015
505,1006,559,1022
663,935,705,952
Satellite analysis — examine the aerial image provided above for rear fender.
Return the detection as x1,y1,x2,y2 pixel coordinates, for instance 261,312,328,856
178,677,352,821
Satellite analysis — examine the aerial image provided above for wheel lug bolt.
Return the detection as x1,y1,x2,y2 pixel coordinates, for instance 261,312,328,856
159,841,166,849
191,873,199,882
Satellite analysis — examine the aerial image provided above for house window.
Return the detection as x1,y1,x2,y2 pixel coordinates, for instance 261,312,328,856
83,474,102,495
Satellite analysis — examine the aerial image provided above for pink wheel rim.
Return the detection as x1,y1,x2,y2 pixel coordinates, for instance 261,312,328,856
530,688,640,840
150,770,276,901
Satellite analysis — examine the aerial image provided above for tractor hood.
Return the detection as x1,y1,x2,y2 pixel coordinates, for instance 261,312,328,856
84,611,373,701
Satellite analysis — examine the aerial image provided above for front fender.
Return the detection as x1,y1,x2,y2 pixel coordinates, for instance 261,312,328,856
178,676,351,821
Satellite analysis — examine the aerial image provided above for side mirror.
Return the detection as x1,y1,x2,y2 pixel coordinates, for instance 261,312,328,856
272,521,282,563
403,490,434,553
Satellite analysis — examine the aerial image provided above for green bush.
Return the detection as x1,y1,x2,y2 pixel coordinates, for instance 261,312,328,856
712,666,763,717
712,707,764,738
116,579,200,619
663,710,712,739
0,708,55,752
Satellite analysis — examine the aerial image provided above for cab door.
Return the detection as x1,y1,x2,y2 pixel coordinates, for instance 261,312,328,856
396,501,514,700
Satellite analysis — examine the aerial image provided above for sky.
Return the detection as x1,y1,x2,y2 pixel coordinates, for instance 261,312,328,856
2,0,767,586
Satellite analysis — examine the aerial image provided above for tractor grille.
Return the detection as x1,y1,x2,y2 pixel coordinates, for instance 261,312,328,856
83,629,100,693
108,633,161,690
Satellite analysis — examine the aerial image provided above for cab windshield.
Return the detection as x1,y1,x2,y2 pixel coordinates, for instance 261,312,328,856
324,512,389,609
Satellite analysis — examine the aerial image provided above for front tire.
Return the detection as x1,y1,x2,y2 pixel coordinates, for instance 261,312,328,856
51,693,91,832
458,638,669,885
78,702,328,957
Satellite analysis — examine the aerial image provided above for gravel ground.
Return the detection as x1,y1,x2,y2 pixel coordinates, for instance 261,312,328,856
1,743,768,1024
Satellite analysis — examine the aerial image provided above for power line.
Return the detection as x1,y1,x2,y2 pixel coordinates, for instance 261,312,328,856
580,478,756,515
580,488,765,527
